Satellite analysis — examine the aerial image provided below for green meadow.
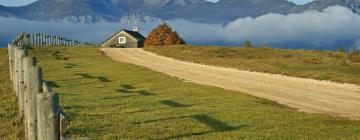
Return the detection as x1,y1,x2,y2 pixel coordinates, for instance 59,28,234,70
1,46,360,139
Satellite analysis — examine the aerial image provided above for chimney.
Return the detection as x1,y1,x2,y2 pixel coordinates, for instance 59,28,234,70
133,27,139,32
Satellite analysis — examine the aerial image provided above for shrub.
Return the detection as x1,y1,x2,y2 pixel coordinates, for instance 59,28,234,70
145,23,186,47
243,40,254,48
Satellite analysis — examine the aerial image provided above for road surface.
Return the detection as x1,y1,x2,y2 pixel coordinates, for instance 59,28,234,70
101,48,360,120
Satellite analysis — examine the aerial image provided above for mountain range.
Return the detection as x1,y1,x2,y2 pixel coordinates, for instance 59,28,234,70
0,0,359,24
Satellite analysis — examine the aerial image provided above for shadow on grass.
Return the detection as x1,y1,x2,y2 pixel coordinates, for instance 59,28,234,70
121,84,135,90
160,114,248,139
45,81,60,88
161,125,247,140
101,95,134,100
76,73,94,78
115,89,134,93
115,85,156,96
65,63,78,67
64,63,78,69
159,100,189,108
132,114,198,125
122,109,150,114
138,90,155,96
75,73,111,82
97,76,111,82
193,114,232,131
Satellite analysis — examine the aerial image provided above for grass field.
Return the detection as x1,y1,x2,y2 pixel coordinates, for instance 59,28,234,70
145,45,360,85
24,46,360,139
0,48,23,139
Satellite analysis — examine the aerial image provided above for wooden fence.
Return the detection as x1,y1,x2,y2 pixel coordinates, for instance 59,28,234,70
12,32,94,47
8,33,70,140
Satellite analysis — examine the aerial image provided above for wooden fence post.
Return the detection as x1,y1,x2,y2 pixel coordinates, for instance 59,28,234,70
25,66,42,140
11,45,16,83
37,92,60,140
34,34,37,46
8,44,13,82
25,33,30,46
17,49,28,117
59,111,70,139
53,36,56,46
30,33,34,46
23,57,35,139
39,34,42,46
42,81,51,93
47,35,51,46
42,34,45,45
58,36,61,46
13,47,20,95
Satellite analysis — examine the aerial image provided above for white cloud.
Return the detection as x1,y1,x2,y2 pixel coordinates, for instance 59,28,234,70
166,6,360,49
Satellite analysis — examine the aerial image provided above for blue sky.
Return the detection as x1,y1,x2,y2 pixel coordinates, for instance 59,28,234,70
0,0,314,6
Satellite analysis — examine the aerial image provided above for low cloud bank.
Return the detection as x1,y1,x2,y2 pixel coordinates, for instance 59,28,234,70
168,6,360,50
1,6,359,50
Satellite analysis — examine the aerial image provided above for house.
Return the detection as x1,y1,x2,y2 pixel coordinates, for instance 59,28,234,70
101,27,146,48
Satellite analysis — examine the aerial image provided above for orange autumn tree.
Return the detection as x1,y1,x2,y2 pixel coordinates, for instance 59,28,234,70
145,23,186,47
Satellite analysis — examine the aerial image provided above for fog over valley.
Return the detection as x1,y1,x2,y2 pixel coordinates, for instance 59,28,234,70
1,6,360,50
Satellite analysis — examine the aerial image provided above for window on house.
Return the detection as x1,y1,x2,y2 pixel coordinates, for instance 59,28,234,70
119,37,126,44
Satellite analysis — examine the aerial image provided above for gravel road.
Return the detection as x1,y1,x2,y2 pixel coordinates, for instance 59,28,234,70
101,48,360,120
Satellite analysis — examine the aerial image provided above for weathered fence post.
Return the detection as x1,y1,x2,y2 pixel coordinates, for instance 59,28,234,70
42,81,51,93
39,33,42,46
42,34,45,45
11,45,16,84
60,112,69,138
65,39,68,46
23,57,35,139
25,66,42,140
25,33,30,46
34,34,38,46
52,36,55,46
47,35,51,46
13,47,20,95
31,33,34,46
8,44,14,82
56,36,60,46
37,91,60,140
17,49,28,117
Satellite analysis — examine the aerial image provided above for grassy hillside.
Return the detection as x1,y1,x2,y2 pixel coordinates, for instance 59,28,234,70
27,46,360,139
145,45,360,85
0,48,23,139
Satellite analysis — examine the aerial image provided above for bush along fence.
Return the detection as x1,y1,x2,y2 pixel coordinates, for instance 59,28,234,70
8,33,70,140
12,32,94,47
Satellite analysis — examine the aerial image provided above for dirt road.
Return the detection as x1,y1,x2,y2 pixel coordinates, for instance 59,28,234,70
101,48,360,120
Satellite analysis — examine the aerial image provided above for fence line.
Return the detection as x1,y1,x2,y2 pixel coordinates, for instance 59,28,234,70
8,32,70,140
12,32,94,47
